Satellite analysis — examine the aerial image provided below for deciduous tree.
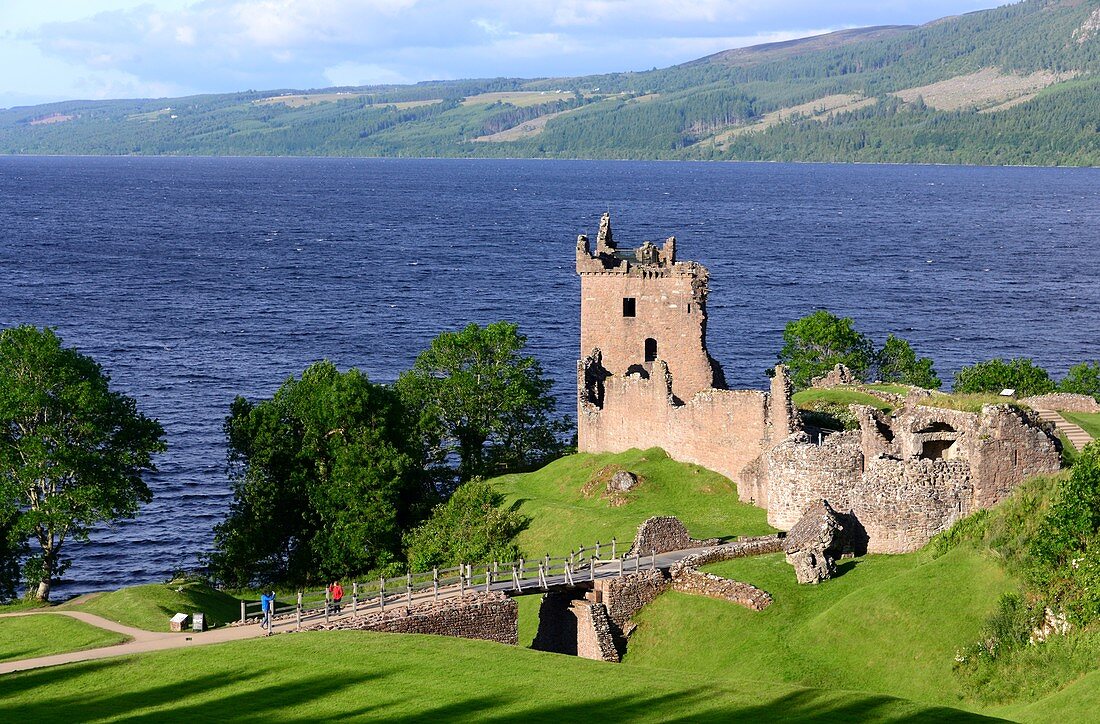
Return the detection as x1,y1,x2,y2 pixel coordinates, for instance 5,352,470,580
208,362,429,588
953,358,1055,397
397,322,570,483
1059,361,1100,401
0,326,165,601
876,334,941,389
403,479,528,572
777,310,874,389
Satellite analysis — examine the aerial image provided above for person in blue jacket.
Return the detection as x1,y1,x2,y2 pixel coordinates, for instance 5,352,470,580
260,591,275,630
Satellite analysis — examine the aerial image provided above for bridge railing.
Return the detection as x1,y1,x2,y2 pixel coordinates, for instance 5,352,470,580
254,536,672,627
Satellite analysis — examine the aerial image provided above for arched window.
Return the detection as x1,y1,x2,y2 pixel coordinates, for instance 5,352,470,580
644,338,658,362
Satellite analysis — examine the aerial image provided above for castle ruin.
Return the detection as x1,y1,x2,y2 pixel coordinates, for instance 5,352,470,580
576,214,1061,553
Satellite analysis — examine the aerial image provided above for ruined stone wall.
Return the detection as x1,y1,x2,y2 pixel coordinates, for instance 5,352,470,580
532,591,622,662
1020,393,1100,413
578,363,771,487
670,568,772,610
571,600,620,662
593,569,668,631
625,516,719,556
302,592,517,645
669,536,785,571
967,406,1063,510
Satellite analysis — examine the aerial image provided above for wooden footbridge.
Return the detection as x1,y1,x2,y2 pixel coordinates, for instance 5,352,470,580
242,538,721,630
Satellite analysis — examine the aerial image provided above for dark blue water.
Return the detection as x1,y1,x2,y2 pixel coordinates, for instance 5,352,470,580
1,156,1097,597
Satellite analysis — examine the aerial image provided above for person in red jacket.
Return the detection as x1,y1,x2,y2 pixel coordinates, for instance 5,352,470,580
329,581,344,614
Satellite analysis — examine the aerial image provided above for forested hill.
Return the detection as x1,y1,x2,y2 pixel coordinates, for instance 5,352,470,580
5,0,1100,165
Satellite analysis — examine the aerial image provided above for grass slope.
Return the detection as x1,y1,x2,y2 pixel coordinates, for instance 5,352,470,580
494,448,774,558
0,614,128,662
0,631,996,723
61,581,242,632
624,547,1012,710
1060,411,1100,439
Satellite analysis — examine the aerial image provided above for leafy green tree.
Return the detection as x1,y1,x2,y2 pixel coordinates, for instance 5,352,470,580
876,334,941,389
0,326,165,601
208,362,429,588
953,358,1055,397
397,322,570,483
403,479,528,572
1059,361,1100,401
777,310,874,389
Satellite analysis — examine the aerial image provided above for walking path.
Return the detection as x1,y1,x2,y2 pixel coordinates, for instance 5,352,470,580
0,540,747,675
1034,408,1094,450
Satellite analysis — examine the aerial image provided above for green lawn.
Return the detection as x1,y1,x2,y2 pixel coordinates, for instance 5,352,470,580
60,581,242,632
493,448,774,558
0,631,996,723
0,614,128,662
624,547,1012,711
1060,411,1100,440
918,393,1027,414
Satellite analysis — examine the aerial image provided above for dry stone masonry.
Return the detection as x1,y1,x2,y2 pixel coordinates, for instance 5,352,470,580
301,591,517,645
626,515,719,556
783,501,846,584
575,215,1061,554
1020,393,1100,413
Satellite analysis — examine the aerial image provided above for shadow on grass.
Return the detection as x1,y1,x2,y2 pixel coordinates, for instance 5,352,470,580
832,558,862,580
0,654,1004,724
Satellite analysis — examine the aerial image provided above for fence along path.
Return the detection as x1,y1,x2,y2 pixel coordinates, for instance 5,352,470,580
242,537,678,630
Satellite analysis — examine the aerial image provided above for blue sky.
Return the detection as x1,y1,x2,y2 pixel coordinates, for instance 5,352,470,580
1,1,1006,108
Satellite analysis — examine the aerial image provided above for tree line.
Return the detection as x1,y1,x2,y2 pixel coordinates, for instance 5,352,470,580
0,322,565,600
777,308,1100,399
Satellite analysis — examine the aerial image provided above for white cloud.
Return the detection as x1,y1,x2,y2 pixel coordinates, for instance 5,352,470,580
12,1,1010,99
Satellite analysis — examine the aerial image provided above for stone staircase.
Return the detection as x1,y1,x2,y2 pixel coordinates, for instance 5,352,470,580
1034,408,1094,451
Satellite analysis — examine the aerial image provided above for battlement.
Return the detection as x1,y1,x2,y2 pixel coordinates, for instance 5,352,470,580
576,212,697,279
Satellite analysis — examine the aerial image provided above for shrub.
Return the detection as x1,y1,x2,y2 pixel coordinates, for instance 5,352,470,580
876,334,941,389
1058,361,1100,401
953,358,1055,397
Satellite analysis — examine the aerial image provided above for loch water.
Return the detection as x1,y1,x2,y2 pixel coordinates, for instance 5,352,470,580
1,156,1098,598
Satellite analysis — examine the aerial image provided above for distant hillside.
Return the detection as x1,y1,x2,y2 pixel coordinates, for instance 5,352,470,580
3,0,1100,165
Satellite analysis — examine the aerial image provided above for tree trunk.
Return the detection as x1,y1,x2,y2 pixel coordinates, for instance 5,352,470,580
33,545,55,602
35,578,51,602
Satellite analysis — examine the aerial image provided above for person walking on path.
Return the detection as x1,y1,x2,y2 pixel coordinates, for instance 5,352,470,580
328,581,344,614
260,591,275,633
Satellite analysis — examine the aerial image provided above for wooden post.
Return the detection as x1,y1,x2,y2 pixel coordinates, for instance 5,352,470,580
596,540,600,559
380,576,385,612
324,588,330,624
618,558,623,578
612,538,617,559
352,582,358,614
240,600,246,625
433,568,439,601
459,565,465,595
296,591,302,629
485,567,491,593
406,571,412,605
590,557,595,582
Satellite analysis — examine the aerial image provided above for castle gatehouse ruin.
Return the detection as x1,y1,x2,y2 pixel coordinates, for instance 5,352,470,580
576,214,1061,553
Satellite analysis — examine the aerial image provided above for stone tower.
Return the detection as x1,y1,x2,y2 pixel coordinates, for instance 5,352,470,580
575,212,719,403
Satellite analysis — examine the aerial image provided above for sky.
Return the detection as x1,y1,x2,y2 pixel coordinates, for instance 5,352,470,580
0,1,1009,109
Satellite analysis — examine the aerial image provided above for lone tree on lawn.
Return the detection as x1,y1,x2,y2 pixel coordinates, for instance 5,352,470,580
0,326,165,601
778,310,875,389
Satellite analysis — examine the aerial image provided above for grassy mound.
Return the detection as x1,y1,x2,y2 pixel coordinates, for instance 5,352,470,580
0,614,128,662
61,581,242,632
792,388,894,412
623,547,1011,709
493,448,774,558
0,631,994,722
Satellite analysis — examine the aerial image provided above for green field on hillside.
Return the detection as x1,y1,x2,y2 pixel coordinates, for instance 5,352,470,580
0,631,995,723
0,615,129,662
493,448,774,558
624,548,1011,708
61,581,242,632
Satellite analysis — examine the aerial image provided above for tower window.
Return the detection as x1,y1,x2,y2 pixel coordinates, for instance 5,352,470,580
623,298,636,317
644,338,658,362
